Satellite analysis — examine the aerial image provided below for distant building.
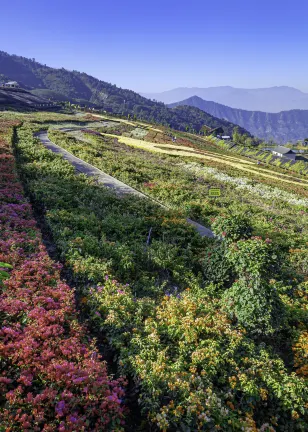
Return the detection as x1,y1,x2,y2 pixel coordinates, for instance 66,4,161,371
209,127,224,137
5,81,20,88
221,135,231,140
271,146,297,160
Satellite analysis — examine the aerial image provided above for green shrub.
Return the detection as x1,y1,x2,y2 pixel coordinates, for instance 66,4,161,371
199,241,233,286
222,279,285,335
224,237,286,335
212,215,253,244
226,237,278,279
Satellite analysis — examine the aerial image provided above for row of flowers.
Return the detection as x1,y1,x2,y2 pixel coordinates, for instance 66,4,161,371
0,120,126,431
182,162,308,208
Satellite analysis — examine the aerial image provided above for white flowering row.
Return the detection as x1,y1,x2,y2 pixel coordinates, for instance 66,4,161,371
181,162,308,207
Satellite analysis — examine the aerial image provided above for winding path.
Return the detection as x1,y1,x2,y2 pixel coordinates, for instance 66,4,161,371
34,130,215,238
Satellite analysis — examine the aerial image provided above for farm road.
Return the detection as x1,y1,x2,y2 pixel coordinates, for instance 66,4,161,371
35,130,215,238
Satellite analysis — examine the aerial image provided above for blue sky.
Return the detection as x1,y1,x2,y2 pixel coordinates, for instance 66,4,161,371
1,0,308,92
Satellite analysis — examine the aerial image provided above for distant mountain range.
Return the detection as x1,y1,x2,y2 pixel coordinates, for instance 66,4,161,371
0,51,250,137
168,96,308,143
142,86,308,113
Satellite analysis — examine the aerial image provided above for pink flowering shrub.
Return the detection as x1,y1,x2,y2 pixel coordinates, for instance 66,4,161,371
0,122,126,431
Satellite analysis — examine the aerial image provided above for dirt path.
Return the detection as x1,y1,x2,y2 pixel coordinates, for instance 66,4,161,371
35,131,214,238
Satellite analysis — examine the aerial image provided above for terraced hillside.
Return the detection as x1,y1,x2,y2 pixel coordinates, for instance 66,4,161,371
1,110,307,431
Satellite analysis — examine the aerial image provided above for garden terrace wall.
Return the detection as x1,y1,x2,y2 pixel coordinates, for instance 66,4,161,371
0,121,126,431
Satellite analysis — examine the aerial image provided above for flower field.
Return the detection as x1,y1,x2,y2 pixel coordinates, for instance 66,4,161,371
93,130,308,189
49,128,308,250
0,111,308,431
0,118,126,431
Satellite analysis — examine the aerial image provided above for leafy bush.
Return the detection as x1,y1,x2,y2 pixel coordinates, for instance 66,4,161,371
198,241,233,286
226,237,277,279
212,215,253,244
222,279,285,335
223,237,286,335
0,262,12,287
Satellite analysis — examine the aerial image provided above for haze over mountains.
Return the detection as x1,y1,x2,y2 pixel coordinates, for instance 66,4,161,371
169,96,308,143
2,50,308,143
142,86,308,113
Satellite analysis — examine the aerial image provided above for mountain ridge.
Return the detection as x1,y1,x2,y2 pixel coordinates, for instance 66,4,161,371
0,50,251,137
142,86,308,112
168,96,308,143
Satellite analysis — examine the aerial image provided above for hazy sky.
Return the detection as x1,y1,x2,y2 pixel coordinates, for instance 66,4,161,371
1,0,308,93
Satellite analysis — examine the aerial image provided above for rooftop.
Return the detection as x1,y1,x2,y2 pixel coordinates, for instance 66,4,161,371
272,146,295,154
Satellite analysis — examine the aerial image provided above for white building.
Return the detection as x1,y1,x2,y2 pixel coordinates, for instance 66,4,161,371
5,81,20,88
271,146,297,160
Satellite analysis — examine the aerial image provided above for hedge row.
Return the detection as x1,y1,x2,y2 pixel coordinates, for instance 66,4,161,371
0,120,126,431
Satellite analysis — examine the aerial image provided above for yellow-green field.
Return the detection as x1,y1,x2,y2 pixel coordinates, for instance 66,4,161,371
98,131,308,188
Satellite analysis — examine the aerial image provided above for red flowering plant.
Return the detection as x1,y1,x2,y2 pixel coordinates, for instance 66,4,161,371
0,121,126,431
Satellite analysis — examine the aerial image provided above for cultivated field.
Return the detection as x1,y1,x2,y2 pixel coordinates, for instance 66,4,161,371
1,110,307,431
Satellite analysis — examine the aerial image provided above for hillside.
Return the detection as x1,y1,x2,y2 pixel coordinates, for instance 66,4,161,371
142,85,308,113
0,51,250,136
169,96,308,143
0,87,55,110
1,111,307,430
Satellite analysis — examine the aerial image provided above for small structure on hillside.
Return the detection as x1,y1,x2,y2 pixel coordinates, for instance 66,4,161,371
271,146,297,160
5,81,20,88
221,135,231,140
209,127,224,137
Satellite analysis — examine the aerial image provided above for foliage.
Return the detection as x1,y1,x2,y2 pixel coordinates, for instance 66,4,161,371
212,214,253,244
198,241,233,287
9,116,308,430
223,237,286,336
0,112,306,430
88,279,307,431
0,262,13,287
0,120,126,431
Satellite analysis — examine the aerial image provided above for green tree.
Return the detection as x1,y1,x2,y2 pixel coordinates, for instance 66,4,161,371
232,126,241,144
245,137,253,147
